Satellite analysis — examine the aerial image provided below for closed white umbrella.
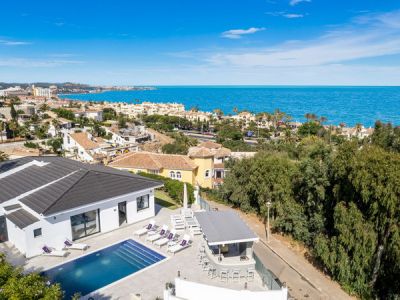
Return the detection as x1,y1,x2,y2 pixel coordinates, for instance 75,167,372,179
183,183,188,209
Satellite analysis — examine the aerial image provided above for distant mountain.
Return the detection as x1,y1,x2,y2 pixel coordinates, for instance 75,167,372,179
0,82,94,89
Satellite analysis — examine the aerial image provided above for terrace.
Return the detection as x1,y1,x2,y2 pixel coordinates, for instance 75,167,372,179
0,204,284,300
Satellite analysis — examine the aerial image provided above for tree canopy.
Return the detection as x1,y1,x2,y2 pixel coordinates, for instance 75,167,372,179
215,132,400,299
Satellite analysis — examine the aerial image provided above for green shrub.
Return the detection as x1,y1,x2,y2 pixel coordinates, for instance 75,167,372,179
137,172,195,204
24,141,39,149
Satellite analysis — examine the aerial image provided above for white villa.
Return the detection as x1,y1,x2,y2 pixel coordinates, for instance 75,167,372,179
0,157,162,258
62,130,107,162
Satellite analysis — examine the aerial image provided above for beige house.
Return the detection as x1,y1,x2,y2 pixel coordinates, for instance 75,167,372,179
109,141,232,189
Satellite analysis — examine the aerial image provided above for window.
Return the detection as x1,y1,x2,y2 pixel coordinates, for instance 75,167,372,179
70,210,100,240
67,136,70,144
137,194,150,211
33,228,42,238
169,171,175,179
176,171,182,180
205,170,210,178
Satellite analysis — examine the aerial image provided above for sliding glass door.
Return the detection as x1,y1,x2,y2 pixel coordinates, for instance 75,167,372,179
71,209,100,240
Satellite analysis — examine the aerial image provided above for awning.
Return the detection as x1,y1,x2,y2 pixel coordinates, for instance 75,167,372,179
6,209,39,229
194,211,259,246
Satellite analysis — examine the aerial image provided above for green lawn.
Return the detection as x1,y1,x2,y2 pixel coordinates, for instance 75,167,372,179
155,190,180,210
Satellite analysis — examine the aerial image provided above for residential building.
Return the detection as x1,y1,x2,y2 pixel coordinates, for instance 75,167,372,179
109,141,233,189
106,125,153,146
108,151,198,183
62,130,106,162
0,157,162,258
84,109,103,122
188,141,231,187
0,86,27,97
0,107,11,120
15,104,36,116
32,85,52,98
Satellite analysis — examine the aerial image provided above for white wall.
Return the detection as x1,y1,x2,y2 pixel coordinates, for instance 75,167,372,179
127,190,155,224
164,278,288,300
6,219,26,255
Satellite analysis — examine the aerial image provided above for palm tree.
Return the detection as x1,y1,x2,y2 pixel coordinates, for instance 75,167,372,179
39,103,50,112
355,123,363,137
213,108,223,119
310,113,317,122
0,120,4,143
305,113,312,122
319,116,327,125
233,107,238,114
52,119,61,137
8,121,18,142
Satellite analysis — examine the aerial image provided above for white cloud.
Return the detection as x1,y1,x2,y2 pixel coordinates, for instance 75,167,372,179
210,10,400,68
289,0,311,6
0,39,31,46
266,12,304,18
283,13,304,18
222,27,265,39
0,58,84,67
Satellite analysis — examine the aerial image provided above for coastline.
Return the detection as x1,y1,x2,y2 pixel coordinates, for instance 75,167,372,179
58,86,400,127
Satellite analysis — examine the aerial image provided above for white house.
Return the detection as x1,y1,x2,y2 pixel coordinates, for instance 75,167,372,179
62,130,106,162
84,110,103,122
0,157,162,258
106,125,152,146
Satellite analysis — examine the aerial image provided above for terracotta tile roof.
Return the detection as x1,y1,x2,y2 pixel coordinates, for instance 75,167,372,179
70,132,99,150
212,147,231,158
198,141,222,149
188,147,214,158
109,152,197,171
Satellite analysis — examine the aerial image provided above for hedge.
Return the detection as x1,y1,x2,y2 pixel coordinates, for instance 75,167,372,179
137,172,195,204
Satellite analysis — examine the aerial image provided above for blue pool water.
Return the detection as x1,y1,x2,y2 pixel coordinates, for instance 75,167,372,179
59,85,400,127
42,239,165,299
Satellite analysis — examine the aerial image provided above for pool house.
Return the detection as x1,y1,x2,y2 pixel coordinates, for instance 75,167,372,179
195,210,260,276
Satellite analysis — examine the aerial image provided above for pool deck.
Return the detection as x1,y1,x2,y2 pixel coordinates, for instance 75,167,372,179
0,205,266,300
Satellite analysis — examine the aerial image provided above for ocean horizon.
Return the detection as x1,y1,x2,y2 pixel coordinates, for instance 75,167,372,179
59,85,400,127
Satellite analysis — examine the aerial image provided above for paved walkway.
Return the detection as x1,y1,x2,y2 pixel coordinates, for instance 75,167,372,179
207,200,354,300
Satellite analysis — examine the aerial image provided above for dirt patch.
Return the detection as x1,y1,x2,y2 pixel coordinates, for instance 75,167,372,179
141,128,174,152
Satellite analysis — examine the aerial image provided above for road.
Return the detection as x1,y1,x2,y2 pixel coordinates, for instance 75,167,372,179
179,130,259,145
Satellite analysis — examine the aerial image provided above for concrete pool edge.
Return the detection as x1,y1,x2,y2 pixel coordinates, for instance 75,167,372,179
40,237,170,299
82,254,171,299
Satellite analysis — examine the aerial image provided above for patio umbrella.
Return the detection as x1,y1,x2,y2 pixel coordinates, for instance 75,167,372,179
183,183,188,209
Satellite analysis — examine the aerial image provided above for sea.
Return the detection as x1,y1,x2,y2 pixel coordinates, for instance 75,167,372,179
59,86,400,127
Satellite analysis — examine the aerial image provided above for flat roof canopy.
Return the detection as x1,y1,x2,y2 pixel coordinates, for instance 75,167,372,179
195,211,259,246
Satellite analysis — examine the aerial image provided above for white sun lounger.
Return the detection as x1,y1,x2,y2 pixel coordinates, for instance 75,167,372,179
64,239,88,250
167,234,191,254
146,225,168,243
42,246,68,257
134,219,156,236
154,230,176,247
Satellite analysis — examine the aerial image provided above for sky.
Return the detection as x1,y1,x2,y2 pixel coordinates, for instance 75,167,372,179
1,0,400,85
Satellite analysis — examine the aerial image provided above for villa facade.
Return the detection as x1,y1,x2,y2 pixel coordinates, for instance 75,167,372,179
0,157,162,258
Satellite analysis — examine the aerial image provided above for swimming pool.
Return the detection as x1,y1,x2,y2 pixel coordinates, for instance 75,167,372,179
42,239,166,299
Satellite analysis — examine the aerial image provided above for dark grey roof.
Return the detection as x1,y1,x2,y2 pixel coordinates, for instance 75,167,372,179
0,157,163,216
3,204,22,211
194,211,259,246
6,209,39,229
